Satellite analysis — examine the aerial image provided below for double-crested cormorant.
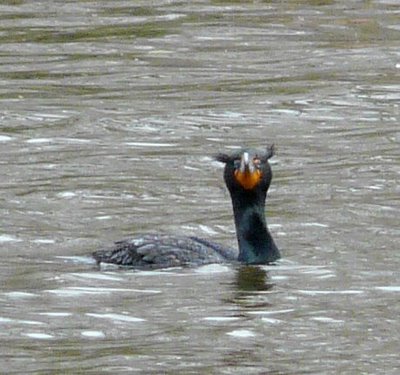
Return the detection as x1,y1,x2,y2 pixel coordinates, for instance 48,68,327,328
92,146,280,268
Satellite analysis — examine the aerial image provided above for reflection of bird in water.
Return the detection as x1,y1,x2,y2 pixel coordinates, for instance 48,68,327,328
92,146,280,269
230,266,275,309
235,266,274,292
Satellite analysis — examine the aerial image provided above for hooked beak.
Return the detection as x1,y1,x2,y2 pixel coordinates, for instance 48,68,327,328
240,152,254,174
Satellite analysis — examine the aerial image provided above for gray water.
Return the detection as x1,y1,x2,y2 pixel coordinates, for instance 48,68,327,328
1,1,399,374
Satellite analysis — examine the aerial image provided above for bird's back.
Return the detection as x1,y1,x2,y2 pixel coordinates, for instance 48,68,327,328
92,234,237,269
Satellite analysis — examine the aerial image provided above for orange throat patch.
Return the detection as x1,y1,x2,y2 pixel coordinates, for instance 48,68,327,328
234,169,262,190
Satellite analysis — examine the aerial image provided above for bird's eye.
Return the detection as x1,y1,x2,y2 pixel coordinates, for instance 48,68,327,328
253,157,261,166
233,159,241,169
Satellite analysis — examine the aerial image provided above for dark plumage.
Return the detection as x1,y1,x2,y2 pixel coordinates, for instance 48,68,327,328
92,146,280,269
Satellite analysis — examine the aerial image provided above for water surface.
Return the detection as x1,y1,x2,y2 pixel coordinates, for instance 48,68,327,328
1,1,399,373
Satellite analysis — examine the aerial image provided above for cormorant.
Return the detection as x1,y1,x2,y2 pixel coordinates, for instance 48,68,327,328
92,146,280,268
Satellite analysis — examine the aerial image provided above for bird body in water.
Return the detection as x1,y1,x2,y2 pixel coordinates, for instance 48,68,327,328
92,146,280,268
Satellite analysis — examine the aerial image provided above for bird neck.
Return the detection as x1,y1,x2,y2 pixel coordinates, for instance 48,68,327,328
230,190,279,264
